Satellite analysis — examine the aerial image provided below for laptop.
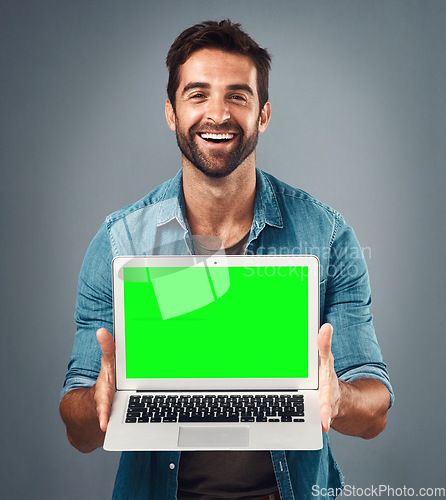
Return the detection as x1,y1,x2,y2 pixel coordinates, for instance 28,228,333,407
104,254,322,451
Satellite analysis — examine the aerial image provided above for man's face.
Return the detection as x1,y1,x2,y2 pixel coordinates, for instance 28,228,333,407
166,49,270,178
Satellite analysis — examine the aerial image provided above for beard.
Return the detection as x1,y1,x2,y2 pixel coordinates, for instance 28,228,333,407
174,120,259,178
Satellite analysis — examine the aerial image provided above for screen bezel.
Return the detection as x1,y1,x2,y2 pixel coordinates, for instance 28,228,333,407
112,255,320,391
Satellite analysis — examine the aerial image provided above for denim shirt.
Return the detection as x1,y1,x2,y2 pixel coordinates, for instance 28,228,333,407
62,168,394,500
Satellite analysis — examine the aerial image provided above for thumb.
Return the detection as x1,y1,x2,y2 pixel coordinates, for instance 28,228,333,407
96,328,115,365
318,323,333,361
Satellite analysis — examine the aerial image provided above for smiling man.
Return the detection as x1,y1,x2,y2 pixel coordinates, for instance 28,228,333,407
59,20,393,500
167,49,269,180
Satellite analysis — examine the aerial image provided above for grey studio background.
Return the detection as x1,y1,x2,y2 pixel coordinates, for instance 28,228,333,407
1,1,445,499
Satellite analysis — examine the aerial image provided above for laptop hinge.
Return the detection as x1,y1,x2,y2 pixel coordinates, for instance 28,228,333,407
135,389,300,393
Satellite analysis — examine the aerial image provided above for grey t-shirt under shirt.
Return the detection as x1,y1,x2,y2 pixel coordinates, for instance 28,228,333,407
177,232,278,500
178,451,278,500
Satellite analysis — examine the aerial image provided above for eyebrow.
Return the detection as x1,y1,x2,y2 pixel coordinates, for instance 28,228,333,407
227,84,254,96
181,82,210,95
181,82,254,96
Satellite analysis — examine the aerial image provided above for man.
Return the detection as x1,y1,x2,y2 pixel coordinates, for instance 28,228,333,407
59,20,393,500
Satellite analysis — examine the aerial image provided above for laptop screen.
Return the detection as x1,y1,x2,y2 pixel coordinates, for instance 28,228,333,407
122,264,309,380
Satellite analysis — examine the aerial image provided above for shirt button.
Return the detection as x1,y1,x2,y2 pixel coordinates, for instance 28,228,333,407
169,463,175,470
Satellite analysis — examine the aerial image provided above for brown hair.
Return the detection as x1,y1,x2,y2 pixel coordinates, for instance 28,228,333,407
166,20,272,112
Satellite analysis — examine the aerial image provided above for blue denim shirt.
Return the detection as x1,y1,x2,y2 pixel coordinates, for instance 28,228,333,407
62,168,394,500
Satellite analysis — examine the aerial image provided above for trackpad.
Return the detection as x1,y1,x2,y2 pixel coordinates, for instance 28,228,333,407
178,426,249,448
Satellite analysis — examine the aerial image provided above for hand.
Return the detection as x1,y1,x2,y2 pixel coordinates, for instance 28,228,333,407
318,323,341,433
94,328,116,433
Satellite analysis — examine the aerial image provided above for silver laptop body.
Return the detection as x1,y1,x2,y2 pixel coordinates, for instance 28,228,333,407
104,255,322,451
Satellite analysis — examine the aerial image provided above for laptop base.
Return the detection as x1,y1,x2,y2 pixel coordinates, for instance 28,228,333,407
104,390,323,451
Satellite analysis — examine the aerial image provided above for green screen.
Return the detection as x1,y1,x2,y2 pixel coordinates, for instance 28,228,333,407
123,265,308,378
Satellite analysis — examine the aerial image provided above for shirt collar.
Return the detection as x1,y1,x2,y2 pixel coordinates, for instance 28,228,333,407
156,167,283,231
253,168,283,230
156,169,187,229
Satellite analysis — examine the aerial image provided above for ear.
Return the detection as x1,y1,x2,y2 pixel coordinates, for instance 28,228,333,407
258,101,271,134
165,99,176,132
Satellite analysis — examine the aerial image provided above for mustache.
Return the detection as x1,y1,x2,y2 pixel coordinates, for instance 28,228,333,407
190,123,244,135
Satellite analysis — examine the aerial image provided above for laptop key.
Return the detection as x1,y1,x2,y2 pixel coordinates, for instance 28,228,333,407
179,414,239,423
163,417,177,423
128,403,146,409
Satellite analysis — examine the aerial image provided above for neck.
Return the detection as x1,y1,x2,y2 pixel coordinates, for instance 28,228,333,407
182,157,256,248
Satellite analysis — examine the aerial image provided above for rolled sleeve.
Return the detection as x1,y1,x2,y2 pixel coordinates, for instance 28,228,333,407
338,363,394,408
60,223,114,401
325,215,394,407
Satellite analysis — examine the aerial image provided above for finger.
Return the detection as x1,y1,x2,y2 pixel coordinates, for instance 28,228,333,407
96,328,115,364
318,323,334,432
319,368,332,433
96,397,112,432
94,375,115,432
319,380,333,433
320,402,331,433
317,323,333,361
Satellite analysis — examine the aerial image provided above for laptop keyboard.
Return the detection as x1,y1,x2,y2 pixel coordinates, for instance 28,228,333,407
125,394,305,423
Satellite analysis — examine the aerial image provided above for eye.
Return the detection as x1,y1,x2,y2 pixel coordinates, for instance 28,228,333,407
230,95,247,102
190,93,206,99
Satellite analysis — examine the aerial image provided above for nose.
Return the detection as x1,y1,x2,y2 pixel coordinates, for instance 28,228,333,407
205,96,230,124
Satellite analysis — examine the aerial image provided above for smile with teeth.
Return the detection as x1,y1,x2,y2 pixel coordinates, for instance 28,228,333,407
199,132,235,143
